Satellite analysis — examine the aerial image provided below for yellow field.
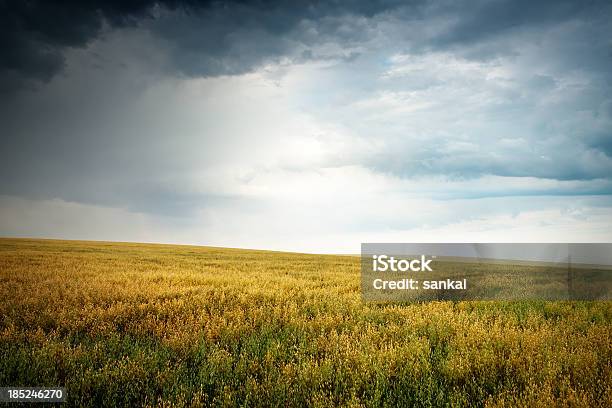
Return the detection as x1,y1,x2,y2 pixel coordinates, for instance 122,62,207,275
0,238,610,407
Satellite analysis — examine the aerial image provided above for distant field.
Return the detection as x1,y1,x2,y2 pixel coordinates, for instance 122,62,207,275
0,238,610,407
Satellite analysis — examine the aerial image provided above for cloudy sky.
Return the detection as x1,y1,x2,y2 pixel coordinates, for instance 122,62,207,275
1,0,611,253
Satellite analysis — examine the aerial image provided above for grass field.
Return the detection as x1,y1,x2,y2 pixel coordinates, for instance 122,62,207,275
0,238,611,407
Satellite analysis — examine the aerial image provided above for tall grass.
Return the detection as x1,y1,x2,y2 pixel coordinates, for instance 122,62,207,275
0,238,610,407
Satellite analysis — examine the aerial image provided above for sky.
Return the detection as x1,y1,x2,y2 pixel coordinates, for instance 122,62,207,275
1,0,611,253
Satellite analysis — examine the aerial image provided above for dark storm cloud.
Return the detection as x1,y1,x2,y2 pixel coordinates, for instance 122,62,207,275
0,0,407,88
3,0,611,87
0,0,192,89
428,0,593,48
150,0,611,80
